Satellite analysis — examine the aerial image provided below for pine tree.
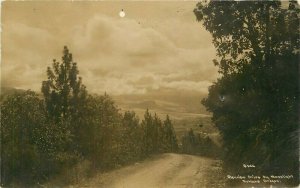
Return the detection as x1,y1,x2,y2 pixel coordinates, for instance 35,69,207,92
153,113,162,153
120,111,142,162
41,46,87,121
163,115,178,152
141,109,154,156
41,46,88,157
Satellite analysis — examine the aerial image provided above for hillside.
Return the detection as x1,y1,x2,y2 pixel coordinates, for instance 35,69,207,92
112,90,210,120
0,87,26,102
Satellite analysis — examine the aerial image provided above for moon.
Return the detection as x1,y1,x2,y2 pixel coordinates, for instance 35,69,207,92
119,10,125,18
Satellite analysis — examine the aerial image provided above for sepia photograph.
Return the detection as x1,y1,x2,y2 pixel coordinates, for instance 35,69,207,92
1,0,299,187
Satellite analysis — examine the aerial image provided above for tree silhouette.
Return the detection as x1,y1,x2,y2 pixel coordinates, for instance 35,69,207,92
194,0,299,74
42,46,87,121
163,115,178,152
195,1,299,184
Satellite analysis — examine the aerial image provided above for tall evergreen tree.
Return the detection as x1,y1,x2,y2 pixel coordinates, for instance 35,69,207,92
153,113,162,153
163,115,178,152
120,111,142,163
41,46,87,121
141,109,154,156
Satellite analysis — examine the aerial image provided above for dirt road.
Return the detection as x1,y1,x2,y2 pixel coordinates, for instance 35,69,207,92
76,153,225,188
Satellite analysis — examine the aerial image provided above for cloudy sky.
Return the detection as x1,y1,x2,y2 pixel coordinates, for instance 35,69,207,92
2,1,219,117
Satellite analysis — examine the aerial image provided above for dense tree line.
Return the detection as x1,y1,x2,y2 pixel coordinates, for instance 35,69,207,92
0,47,178,187
195,0,299,186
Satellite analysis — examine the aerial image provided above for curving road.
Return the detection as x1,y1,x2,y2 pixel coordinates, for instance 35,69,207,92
76,153,224,188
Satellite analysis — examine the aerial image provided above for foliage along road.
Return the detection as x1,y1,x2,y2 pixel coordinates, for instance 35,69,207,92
76,153,225,188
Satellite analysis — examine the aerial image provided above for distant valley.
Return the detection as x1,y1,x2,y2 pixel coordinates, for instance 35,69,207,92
1,86,220,144
112,93,220,145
